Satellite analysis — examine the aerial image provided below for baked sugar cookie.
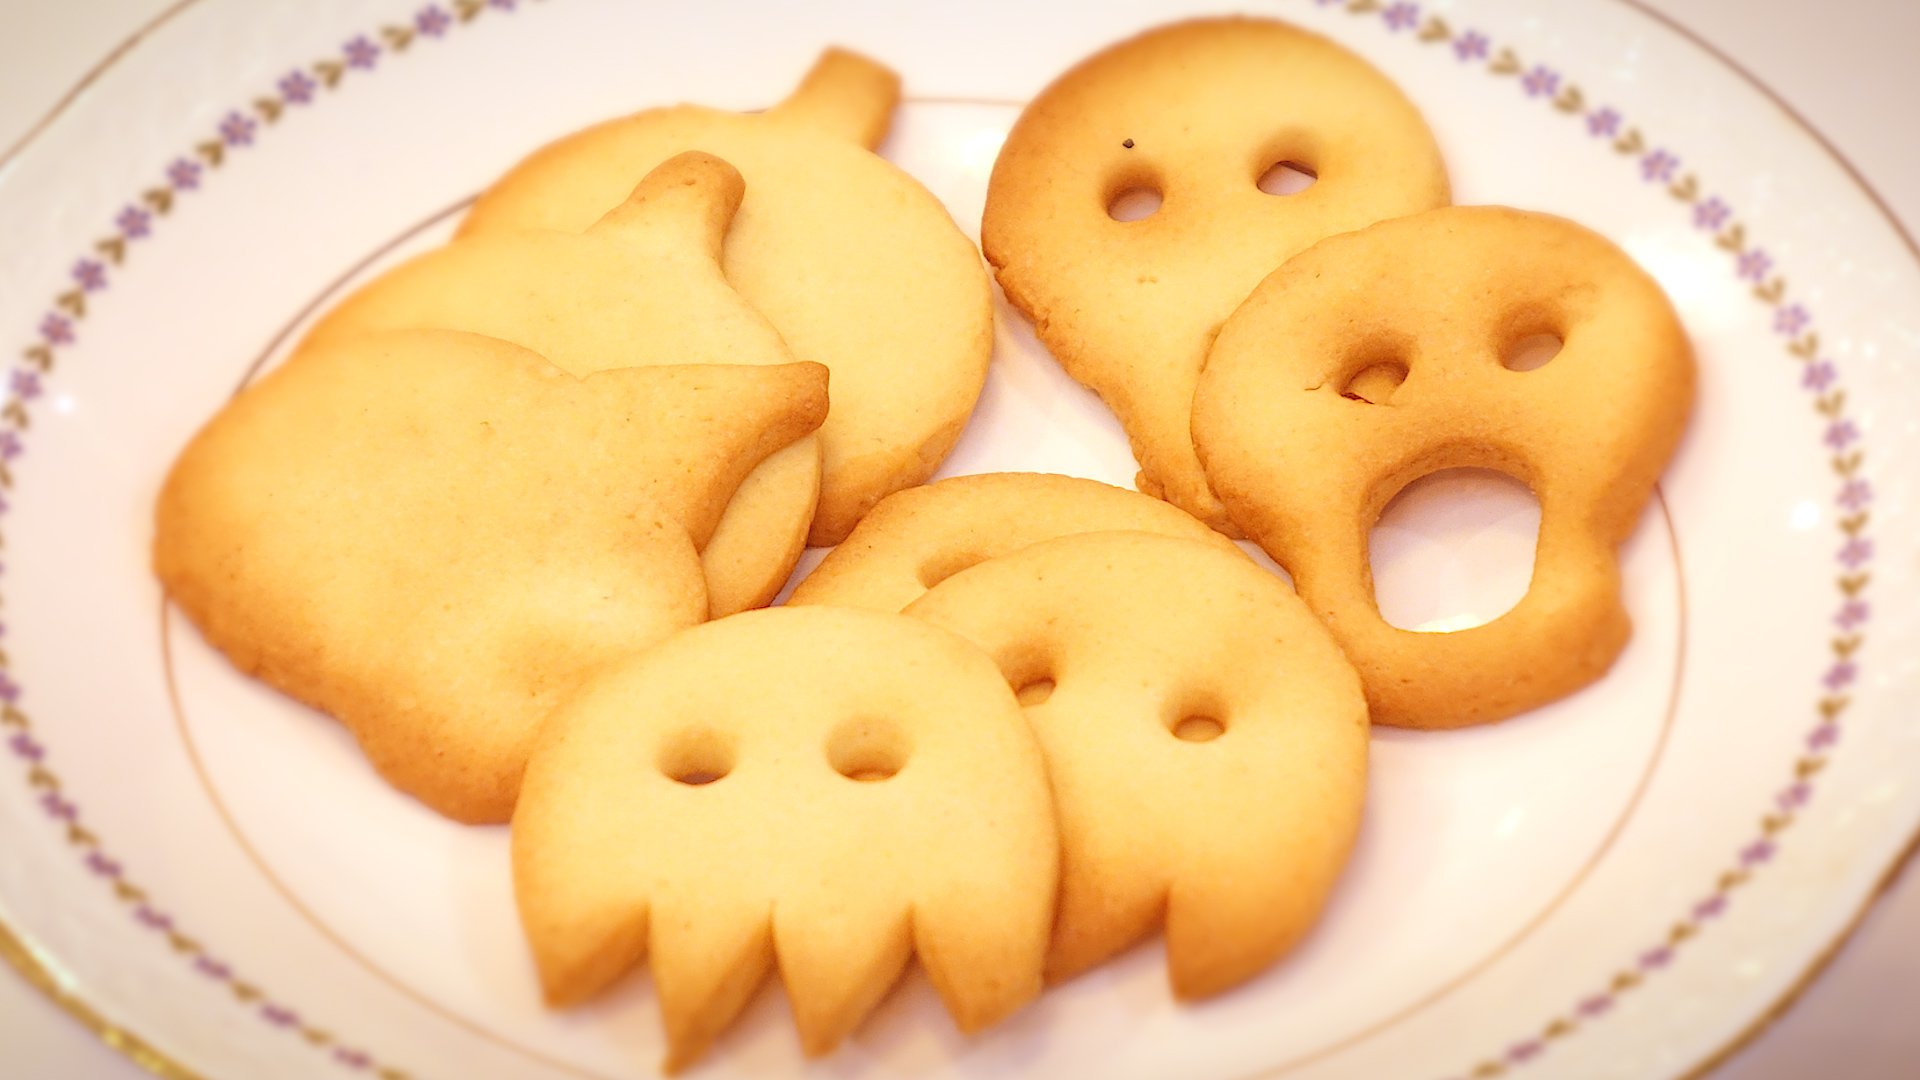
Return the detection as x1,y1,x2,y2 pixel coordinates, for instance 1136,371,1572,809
789,471,1241,613
982,17,1450,529
462,49,992,543
303,152,815,617
904,531,1368,996
513,606,1056,1071
155,331,827,823
1192,206,1694,728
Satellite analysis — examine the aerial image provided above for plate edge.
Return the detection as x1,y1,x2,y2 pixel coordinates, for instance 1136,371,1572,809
0,1,1916,1078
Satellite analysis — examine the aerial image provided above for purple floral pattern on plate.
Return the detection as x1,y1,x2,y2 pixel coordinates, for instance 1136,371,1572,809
166,157,202,190
0,3,1888,1079
415,5,452,36
1290,3,1884,1077
279,70,317,104
342,35,380,70
0,3,531,1077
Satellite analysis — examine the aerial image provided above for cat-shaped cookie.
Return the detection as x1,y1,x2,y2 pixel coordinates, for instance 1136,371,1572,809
156,331,826,822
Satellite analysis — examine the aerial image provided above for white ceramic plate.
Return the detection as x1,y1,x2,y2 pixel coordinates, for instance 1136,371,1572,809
2,1,1915,1077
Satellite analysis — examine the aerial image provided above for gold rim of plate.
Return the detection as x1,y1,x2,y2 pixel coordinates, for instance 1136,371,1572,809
0,1,1915,1078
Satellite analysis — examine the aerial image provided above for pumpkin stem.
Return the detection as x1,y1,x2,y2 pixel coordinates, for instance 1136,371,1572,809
764,47,900,150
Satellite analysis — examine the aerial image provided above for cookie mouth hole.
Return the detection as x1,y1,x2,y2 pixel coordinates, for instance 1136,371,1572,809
1170,715,1225,742
827,718,910,782
657,728,735,786
917,549,986,590
1370,468,1539,632
1340,360,1409,404
1014,677,1056,707
1106,185,1163,222
1502,332,1564,372
1257,160,1318,196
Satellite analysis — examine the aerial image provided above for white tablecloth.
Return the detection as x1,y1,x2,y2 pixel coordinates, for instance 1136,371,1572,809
1,0,1914,1076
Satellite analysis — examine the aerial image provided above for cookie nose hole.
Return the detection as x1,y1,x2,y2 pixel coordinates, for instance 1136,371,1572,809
1340,361,1409,404
1014,677,1056,707
1257,160,1317,196
1370,468,1539,632
1503,332,1563,372
917,548,985,590
657,728,734,786
827,718,909,782
1171,715,1225,742
1106,185,1162,222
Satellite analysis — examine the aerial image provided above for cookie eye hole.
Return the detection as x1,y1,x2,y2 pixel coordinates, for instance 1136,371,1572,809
997,647,1059,709
917,548,985,589
658,728,735,786
1014,677,1056,707
1106,185,1163,222
827,718,910,782
1502,332,1563,372
1164,692,1229,742
1340,360,1409,404
998,645,1059,707
1170,715,1226,742
1257,160,1318,196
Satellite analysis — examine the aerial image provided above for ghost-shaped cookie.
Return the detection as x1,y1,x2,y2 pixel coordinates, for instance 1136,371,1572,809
303,152,814,617
459,48,993,544
155,331,827,823
512,606,1057,1071
982,17,1450,530
1192,206,1693,728
789,471,1244,613
904,531,1369,996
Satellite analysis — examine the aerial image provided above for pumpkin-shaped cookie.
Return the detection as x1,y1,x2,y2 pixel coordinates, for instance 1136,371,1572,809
462,49,993,543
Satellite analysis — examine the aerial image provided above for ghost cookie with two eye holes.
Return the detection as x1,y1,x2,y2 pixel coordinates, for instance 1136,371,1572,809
904,530,1370,997
511,606,1058,1072
982,16,1450,530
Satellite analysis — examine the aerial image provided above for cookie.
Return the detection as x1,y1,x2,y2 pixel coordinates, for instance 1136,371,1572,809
1192,206,1694,728
788,472,1242,612
760,47,902,149
461,49,993,543
903,531,1368,997
303,152,816,617
981,17,1450,529
512,605,1057,1071
155,330,828,823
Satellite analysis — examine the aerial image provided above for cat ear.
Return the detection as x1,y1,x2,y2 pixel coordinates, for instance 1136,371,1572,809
572,358,826,549
587,150,744,262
